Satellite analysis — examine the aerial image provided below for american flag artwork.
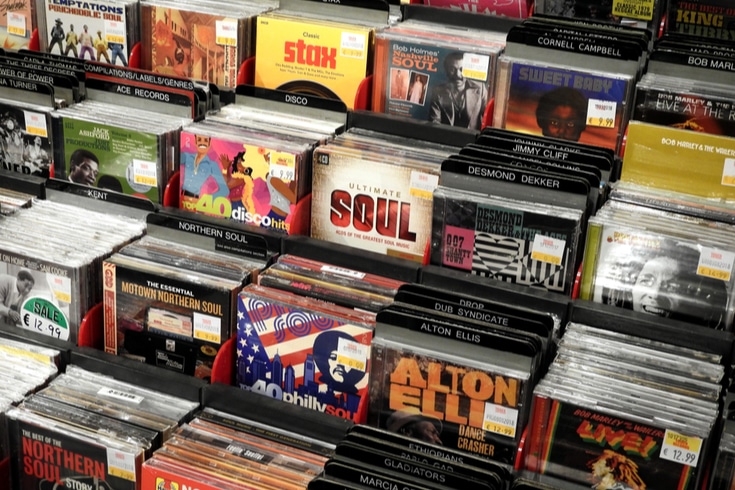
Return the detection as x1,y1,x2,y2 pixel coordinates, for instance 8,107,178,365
236,287,373,423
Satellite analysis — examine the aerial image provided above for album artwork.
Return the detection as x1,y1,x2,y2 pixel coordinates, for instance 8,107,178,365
254,14,373,109
0,102,52,178
433,187,583,294
0,0,33,50
666,0,735,42
178,130,307,234
423,0,529,17
500,61,631,152
41,0,132,66
236,286,374,423
376,39,495,131
527,396,703,490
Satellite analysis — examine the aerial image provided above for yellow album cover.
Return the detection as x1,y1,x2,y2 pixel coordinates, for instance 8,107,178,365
623,121,735,200
254,14,374,109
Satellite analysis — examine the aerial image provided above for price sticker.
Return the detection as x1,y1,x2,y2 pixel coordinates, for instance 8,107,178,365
19,297,69,341
586,99,616,128
697,247,734,282
531,234,566,265
336,337,368,372
721,158,735,186
132,159,158,187
482,403,518,438
98,387,144,404
216,20,238,46
321,265,365,279
269,151,296,182
341,32,366,58
105,20,126,45
107,449,136,481
660,430,701,467
194,312,221,344
410,170,439,199
24,111,48,138
7,12,26,37
462,53,490,82
49,275,72,304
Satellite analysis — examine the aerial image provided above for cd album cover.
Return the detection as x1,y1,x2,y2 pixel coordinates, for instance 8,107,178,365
310,148,440,263
666,0,735,41
41,0,131,65
433,188,582,294
368,342,527,460
423,0,529,17
56,116,162,202
0,102,52,178
530,397,702,490
236,286,373,423
501,62,630,152
0,0,33,50
254,14,373,109
178,130,304,234
0,251,74,343
144,5,242,88
379,39,493,131
582,222,735,330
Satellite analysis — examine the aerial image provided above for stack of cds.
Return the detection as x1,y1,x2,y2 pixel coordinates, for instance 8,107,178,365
0,199,146,344
525,322,723,490
142,407,330,489
7,364,199,489
103,234,263,380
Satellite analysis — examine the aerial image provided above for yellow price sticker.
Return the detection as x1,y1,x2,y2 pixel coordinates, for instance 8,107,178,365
531,251,562,265
336,354,366,371
26,126,47,137
410,188,433,200
195,331,220,343
722,176,735,186
463,69,486,81
216,36,237,47
586,116,616,128
109,467,135,481
134,175,157,187
54,291,71,304
8,26,24,36
483,421,516,438
341,48,363,58
697,265,731,281
106,34,125,44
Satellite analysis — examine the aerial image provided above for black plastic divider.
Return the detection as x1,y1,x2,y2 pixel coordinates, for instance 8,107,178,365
568,299,735,367
282,235,421,283
0,323,73,367
45,178,158,214
69,346,205,403
0,170,46,199
201,383,354,448
419,265,572,326
347,110,479,148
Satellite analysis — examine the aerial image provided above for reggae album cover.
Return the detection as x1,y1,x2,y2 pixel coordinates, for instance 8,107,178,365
665,0,735,42
310,147,440,263
633,86,735,137
499,60,631,152
41,0,132,66
528,397,704,490
254,14,374,109
535,0,659,30
178,129,307,235
432,187,583,294
367,340,528,461
374,37,496,131
236,285,374,423
580,221,735,330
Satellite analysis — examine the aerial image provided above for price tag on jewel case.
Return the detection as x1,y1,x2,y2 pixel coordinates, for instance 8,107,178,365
660,430,701,467
482,403,518,438
336,337,367,372
531,234,565,265
586,99,616,128
107,448,136,481
697,247,734,282
216,20,238,46
8,12,26,37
